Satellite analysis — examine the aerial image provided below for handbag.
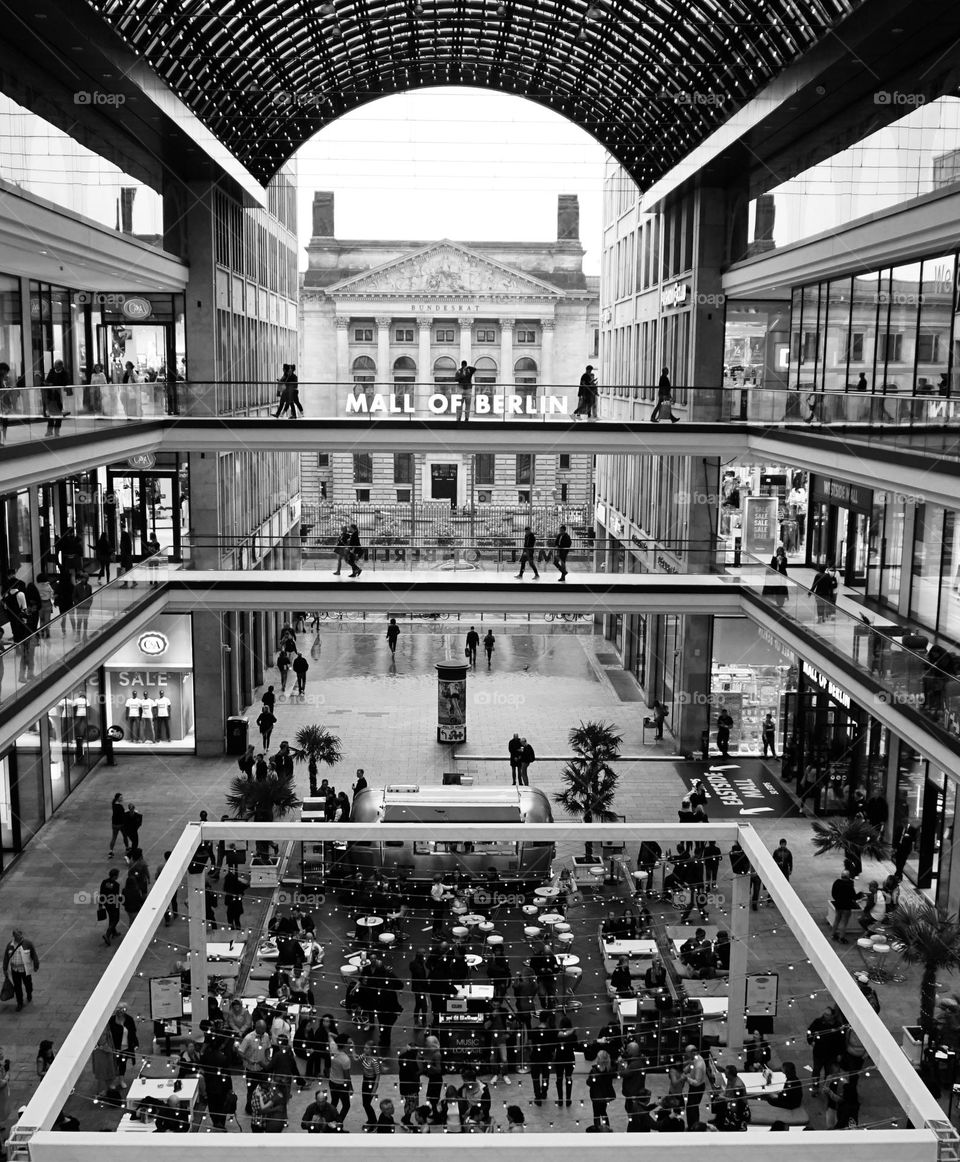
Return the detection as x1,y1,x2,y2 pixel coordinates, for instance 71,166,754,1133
464,646,471,657
97,906,108,922
1,975,14,1002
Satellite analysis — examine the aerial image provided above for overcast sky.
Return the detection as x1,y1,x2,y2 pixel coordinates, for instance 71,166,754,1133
293,87,613,275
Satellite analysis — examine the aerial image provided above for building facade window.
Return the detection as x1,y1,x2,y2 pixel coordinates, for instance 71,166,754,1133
516,454,532,485
317,453,329,467
394,453,414,484
516,329,537,344
395,328,414,343
475,454,495,485
356,489,370,502
559,454,571,470
396,489,411,502
353,453,373,484
354,327,374,342
435,328,455,343
476,328,496,343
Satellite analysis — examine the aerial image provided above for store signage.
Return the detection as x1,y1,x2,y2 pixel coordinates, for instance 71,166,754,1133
345,392,568,416
595,502,607,526
746,973,779,1015
138,631,169,657
810,476,873,515
116,670,169,686
685,767,798,819
743,495,779,556
407,303,482,313
660,282,689,309
127,452,157,470
803,665,851,708
121,297,153,320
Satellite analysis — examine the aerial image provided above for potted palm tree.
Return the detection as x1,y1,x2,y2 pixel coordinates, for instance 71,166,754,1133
810,817,889,876
886,897,960,1066
293,724,343,797
225,769,300,887
553,720,623,861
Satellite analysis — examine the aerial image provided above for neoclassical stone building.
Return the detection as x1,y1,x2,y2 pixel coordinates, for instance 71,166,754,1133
299,193,598,510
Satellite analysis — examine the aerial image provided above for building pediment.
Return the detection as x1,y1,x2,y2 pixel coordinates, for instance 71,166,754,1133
325,240,563,300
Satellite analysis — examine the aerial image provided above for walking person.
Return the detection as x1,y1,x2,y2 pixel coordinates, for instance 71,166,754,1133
585,1049,616,1129
682,1043,708,1129
122,802,143,850
761,711,778,758
3,928,40,1011
99,867,123,946
573,365,598,420
894,820,918,878
651,699,668,740
555,524,572,580
43,360,68,436
483,629,495,666
831,869,859,944
274,365,294,419
508,732,523,784
386,617,400,657
328,1035,356,1124
292,651,309,695
359,1040,382,1128
95,531,113,581
812,563,838,623
239,1020,272,1114
515,527,540,579
772,838,793,881
332,525,350,576
763,547,789,609
275,647,291,693
109,792,129,857
454,361,476,422
118,523,135,586
346,523,363,578
651,367,679,423
72,574,93,641
553,1015,578,1106
257,704,276,749
518,737,535,787
464,626,479,667
715,708,733,756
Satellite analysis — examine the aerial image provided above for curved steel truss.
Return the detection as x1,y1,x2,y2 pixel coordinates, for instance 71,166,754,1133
86,0,860,187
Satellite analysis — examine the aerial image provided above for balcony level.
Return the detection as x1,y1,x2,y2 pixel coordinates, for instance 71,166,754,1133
3,568,958,783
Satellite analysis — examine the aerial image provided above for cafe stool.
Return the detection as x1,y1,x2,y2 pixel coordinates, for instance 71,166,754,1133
451,926,469,943
478,921,495,937
524,926,542,940
869,942,891,983
557,932,575,948
521,904,539,918
452,901,468,917
562,966,583,1011
486,934,504,948
387,911,405,940
554,922,571,934
378,932,396,949
340,963,359,983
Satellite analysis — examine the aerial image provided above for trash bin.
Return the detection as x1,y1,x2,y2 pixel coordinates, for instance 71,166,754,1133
226,715,249,755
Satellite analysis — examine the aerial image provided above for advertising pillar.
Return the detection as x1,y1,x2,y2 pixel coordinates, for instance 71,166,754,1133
436,662,468,744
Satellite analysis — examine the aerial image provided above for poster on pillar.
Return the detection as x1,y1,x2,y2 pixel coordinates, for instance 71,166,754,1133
745,972,779,1018
743,496,780,557
437,662,468,743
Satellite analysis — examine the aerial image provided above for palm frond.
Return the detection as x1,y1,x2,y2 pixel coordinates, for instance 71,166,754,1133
225,772,300,823
886,898,960,971
293,725,343,768
810,817,889,861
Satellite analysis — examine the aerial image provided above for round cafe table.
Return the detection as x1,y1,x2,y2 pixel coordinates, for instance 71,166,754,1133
465,954,483,970
356,916,383,944
535,885,560,900
258,943,280,960
463,914,485,927
522,904,539,917
557,932,575,948
556,953,580,968
340,963,359,982
554,922,571,934
478,921,495,935
347,952,368,967
540,913,564,930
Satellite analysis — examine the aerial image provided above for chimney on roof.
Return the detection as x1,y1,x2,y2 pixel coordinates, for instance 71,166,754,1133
312,191,335,237
557,194,580,241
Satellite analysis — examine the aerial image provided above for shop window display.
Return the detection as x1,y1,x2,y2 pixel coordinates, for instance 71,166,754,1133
711,618,794,756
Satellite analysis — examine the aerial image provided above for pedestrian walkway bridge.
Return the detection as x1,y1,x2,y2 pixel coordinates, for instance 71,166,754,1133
2,568,956,784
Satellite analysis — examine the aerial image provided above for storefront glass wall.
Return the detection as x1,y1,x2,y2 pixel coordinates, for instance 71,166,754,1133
790,253,958,397
894,741,958,904
13,721,46,847
0,273,23,387
710,617,794,755
48,677,101,806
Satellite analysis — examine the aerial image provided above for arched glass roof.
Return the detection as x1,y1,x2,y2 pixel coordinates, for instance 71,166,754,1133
86,0,861,188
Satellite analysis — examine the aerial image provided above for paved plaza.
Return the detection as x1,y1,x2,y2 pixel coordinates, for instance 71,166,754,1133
0,626,932,1134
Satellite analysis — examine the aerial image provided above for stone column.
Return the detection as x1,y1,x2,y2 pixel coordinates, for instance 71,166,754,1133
540,318,556,395
499,318,514,409
417,316,432,409
335,316,350,406
376,316,392,394
459,317,473,365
